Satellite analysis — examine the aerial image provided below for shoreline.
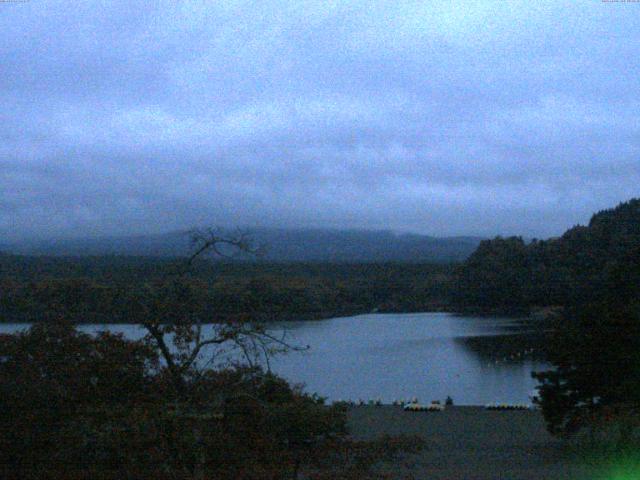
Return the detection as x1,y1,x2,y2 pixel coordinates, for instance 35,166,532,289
347,405,592,479
0,306,550,325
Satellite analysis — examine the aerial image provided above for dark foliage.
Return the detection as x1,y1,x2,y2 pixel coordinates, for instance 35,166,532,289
452,198,640,438
0,230,427,477
519,199,640,438
452,236,531,312
0,323,419,479
0,259,455,323
453,198,640,312
532,304,640,438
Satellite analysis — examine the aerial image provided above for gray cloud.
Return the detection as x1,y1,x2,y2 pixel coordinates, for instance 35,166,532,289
1,0,639,241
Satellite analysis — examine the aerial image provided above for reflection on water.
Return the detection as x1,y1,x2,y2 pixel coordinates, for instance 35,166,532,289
0,312,551,405
267,313,550,405
456,333,548,364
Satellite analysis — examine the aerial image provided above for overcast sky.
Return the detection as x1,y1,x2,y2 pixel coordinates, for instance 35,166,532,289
1,0,639,241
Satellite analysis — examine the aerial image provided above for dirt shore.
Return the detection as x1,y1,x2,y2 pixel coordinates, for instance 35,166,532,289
347,406,599,480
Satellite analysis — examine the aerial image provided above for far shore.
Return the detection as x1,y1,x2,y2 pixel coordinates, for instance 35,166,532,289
0,306,559,325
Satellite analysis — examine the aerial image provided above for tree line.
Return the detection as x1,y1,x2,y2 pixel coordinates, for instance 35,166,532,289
452,199,640,313
454,199,640,444
0,256,455,323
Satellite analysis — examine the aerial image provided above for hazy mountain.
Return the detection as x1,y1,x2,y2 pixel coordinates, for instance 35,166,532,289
2,228,483,263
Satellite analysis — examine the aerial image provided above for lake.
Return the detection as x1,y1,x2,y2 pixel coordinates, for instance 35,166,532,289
0,312,550,405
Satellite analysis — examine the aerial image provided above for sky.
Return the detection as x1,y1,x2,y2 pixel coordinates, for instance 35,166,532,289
1,0,639,241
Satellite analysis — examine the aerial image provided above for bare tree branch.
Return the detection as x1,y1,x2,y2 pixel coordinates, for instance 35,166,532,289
186,227,266,267
137,227,294,398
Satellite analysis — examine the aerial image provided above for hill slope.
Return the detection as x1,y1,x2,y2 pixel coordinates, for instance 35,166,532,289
452,198,640,312
3,228,483,263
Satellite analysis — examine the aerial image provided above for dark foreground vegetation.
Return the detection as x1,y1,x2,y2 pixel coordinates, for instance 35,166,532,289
0,322,422,480
0,257,454,323
0,231,424,479
453,199,640,452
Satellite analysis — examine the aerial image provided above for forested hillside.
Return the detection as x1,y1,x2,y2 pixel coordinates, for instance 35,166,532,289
0,256,454,323
453,199,640,312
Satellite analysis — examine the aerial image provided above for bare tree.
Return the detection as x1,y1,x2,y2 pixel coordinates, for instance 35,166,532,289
186,227,266,267
135,228,301,397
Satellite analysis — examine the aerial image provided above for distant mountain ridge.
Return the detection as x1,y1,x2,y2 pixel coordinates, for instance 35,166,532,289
2,228,483,263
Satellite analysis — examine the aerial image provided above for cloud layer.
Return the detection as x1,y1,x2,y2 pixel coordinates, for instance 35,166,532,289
2,0,639,240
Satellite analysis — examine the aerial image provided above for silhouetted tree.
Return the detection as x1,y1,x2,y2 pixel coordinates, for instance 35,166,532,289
130,228,296,397
533,304,640,440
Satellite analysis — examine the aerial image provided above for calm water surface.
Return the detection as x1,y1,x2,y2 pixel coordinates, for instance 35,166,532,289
0,313,549,405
